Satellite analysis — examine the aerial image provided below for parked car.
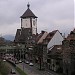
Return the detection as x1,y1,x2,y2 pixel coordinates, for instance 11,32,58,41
19,60,22,63
24,60,29,64
3,59,6,62
11,68,16,74
15,61,19,64
29,62,33,66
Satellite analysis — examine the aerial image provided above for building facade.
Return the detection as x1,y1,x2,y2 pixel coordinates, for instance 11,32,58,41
63,29,75,75
14,3,38,62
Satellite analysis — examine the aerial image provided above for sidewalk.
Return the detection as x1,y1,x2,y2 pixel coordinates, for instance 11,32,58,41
16,62,59,75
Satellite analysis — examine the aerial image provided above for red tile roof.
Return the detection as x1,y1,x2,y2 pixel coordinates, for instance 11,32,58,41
43,30,58,44
36,31,47,44
66,28,75,40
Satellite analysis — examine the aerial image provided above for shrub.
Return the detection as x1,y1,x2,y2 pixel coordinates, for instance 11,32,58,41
56,67,63,73
16,67,27,75
0,61,10,75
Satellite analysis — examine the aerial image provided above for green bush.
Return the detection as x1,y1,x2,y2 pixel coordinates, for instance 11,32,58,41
0,61,10,75
16,67,27,75
0,73,2,75
7,60,27,75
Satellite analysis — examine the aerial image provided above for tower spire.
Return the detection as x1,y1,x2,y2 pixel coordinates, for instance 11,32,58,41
27,2,30,9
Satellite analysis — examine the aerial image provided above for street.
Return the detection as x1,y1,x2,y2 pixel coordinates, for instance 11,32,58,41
17,62,59,75
5,55,59,75
6,62,20,75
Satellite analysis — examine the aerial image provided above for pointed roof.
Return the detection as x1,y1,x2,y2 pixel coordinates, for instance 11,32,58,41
21,3,37,18
66,28,75,40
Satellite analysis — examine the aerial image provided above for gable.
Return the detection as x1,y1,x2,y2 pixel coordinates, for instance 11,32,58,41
43,30,58,45
47,31,64,49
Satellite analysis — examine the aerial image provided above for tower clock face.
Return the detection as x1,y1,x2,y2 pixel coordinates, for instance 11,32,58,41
21,18,37,35
22,19,31,28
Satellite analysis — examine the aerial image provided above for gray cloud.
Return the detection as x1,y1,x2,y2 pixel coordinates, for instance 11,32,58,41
0,0,74,36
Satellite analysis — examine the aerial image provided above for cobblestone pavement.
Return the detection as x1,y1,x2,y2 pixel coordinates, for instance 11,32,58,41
16,62,59,75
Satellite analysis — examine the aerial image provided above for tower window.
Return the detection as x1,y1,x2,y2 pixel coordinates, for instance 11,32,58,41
33,20,35,26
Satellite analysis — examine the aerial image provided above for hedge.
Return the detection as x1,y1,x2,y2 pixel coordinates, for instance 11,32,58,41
16,67,27,75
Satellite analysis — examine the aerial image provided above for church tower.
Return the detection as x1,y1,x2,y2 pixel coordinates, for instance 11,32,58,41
20,3,37,35
15,3,37,44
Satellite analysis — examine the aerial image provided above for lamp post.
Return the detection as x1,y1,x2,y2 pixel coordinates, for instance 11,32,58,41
38,44,43,70
17,44,20,60
21,44,25,71
20,49,21,60
39,56,42,70
21,48,24,71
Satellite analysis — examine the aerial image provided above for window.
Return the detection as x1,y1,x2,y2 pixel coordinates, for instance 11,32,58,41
33,20,35,26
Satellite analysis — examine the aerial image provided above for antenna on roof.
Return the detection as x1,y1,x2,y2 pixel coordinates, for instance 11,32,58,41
63,33,65,39
0,34,2,37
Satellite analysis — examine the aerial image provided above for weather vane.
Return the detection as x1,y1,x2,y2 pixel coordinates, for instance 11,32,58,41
27,2,30,8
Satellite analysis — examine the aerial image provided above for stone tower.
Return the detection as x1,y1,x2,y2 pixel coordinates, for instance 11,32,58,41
20,3,37,35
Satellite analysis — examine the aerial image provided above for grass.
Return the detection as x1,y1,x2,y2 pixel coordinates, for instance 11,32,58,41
0,61,10,75
16,67,27,75
0,73,2,75
7,60,27,75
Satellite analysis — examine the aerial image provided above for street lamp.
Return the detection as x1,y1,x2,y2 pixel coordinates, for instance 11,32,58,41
38,44,43,70
21,44,25,71
39,57,42,70
23,49,24,71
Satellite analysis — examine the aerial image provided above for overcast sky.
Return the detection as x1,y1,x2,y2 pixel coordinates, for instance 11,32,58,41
0,0,74,37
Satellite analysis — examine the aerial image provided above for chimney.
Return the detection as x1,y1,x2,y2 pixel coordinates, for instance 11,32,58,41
60,33,62,35
41,31,45,34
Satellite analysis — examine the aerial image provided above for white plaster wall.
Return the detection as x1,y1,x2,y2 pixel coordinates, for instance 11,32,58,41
47,31,64,50
32,28,36,35
32,18,37,34
32,18,37,28
22,18,31,28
